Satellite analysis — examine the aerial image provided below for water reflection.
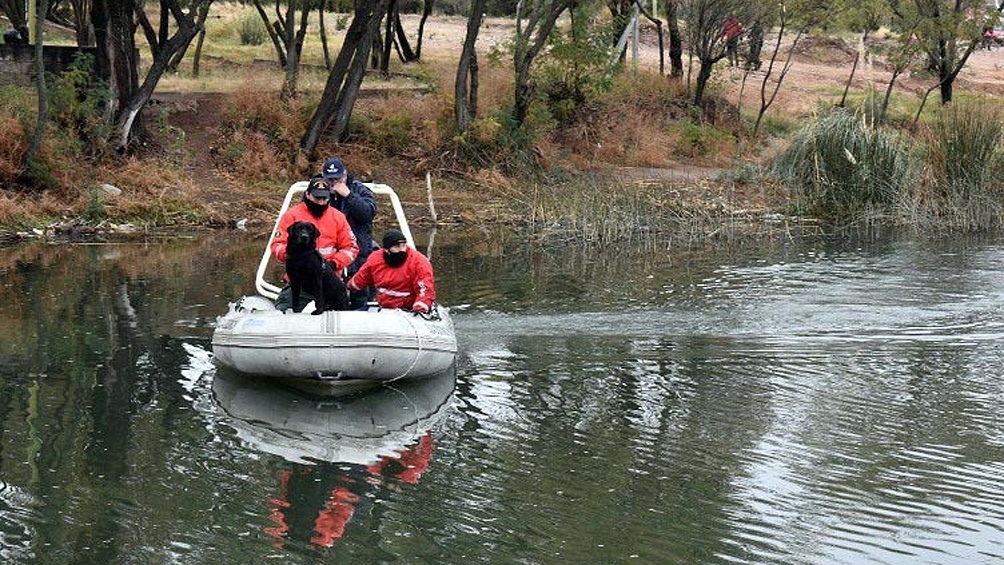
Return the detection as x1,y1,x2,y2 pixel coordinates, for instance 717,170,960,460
210,368,455,549
2,231,1004,563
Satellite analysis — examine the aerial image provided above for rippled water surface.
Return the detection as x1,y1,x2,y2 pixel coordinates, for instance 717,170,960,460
1,231,1003,564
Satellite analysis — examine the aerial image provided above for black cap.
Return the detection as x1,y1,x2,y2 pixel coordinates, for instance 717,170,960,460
382,229,407,249
307,175,330,199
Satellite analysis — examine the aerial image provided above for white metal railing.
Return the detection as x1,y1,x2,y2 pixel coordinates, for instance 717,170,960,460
254,182,414,299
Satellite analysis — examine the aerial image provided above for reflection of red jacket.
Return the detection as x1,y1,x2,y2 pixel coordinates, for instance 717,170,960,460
311,486,359,547
270,203,359,271
368,433,433,484
348,247,436,311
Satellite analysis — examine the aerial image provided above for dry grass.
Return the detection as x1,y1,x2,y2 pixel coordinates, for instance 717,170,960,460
0,116,27,183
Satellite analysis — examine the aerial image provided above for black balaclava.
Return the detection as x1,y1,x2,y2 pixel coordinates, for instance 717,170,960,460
384,248,408,267
304,196,328,218
382,229,408,267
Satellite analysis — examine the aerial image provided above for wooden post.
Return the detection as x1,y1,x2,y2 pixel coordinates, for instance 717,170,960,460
425,172,437,224
632,7,639,66
28,0,37,44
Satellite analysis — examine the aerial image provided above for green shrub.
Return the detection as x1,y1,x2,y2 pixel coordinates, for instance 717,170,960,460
47,53,110,156
238,12,266,46
773,108,915,220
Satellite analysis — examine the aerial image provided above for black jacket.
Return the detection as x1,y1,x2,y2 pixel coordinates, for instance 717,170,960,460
332,175,376,275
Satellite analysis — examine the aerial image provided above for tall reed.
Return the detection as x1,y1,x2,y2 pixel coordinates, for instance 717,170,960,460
772,108,915,221
920,102,1004,229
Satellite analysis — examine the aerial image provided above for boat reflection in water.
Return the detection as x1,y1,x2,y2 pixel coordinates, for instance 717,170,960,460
211,366,456,549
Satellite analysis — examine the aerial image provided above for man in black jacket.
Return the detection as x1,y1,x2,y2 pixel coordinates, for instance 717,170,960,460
322,157,377,309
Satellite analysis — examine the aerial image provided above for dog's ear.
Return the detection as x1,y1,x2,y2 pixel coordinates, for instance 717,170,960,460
310,223,320,237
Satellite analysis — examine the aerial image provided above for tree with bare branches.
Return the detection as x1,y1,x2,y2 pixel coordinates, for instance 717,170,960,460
513,0,576,127
301,0,391,159
91,0,214,151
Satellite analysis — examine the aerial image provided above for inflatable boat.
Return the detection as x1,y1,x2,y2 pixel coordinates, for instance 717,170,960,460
211,182,457,383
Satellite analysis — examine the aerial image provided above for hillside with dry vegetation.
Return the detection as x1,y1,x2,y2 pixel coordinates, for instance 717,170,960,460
4,4,1004,237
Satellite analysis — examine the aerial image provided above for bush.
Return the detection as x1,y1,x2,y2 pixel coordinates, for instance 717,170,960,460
773,108,915,220
927,102,1003,201
47,53,110,157
238,12,266,46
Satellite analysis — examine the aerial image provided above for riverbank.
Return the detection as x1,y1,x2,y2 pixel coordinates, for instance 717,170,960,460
4,11,1004,242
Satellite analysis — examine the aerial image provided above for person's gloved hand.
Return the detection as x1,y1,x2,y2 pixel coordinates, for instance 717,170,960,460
412,302,429,314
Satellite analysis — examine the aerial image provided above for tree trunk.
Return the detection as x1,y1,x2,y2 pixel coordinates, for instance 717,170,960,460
392,11,417,62
135,3,160,60
320,4,330,69
301,0,390,159
72,0,93,46
693,60,713,106
455,0,486,133
23,0,50,185
513,0,575,127
169,1,212,72
252,0,286,68
281,0,311,100
414,0,433,59
105,0,211,151
380,0,396,73
667,1,682,77
93,0,140,141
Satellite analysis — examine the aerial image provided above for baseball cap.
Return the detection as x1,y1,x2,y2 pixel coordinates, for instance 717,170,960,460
321,157,346,180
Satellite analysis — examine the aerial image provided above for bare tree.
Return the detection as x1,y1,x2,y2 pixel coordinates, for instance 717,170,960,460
752,3,804,136
513,0,576,127
92,0,214,151
301,0,391,159
456,0,487,133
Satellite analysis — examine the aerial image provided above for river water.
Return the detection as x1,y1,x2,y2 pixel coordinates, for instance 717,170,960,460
1,229,1003,564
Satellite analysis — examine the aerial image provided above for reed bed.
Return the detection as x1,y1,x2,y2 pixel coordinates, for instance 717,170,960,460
916,102,1004,230
512,176,790,245
772,108,916,221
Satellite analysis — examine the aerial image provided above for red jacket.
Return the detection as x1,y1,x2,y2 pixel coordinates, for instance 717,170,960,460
270,203,359,271
348,247,436,311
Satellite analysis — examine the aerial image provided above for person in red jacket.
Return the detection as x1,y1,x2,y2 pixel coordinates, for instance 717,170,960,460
347,229,436,313
723,14,743,68
271,176,359,311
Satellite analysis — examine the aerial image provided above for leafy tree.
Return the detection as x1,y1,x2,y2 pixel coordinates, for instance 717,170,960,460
536,1,616,124
888,0,1003,105
678,0,760,107
512,0,576,127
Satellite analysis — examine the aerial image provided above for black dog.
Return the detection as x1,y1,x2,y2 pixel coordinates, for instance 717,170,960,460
285,221,350,314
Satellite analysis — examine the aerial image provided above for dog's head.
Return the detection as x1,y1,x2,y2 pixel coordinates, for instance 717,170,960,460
288,221,320,251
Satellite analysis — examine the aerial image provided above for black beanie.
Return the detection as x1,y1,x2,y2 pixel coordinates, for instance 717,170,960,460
382,229,407,249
